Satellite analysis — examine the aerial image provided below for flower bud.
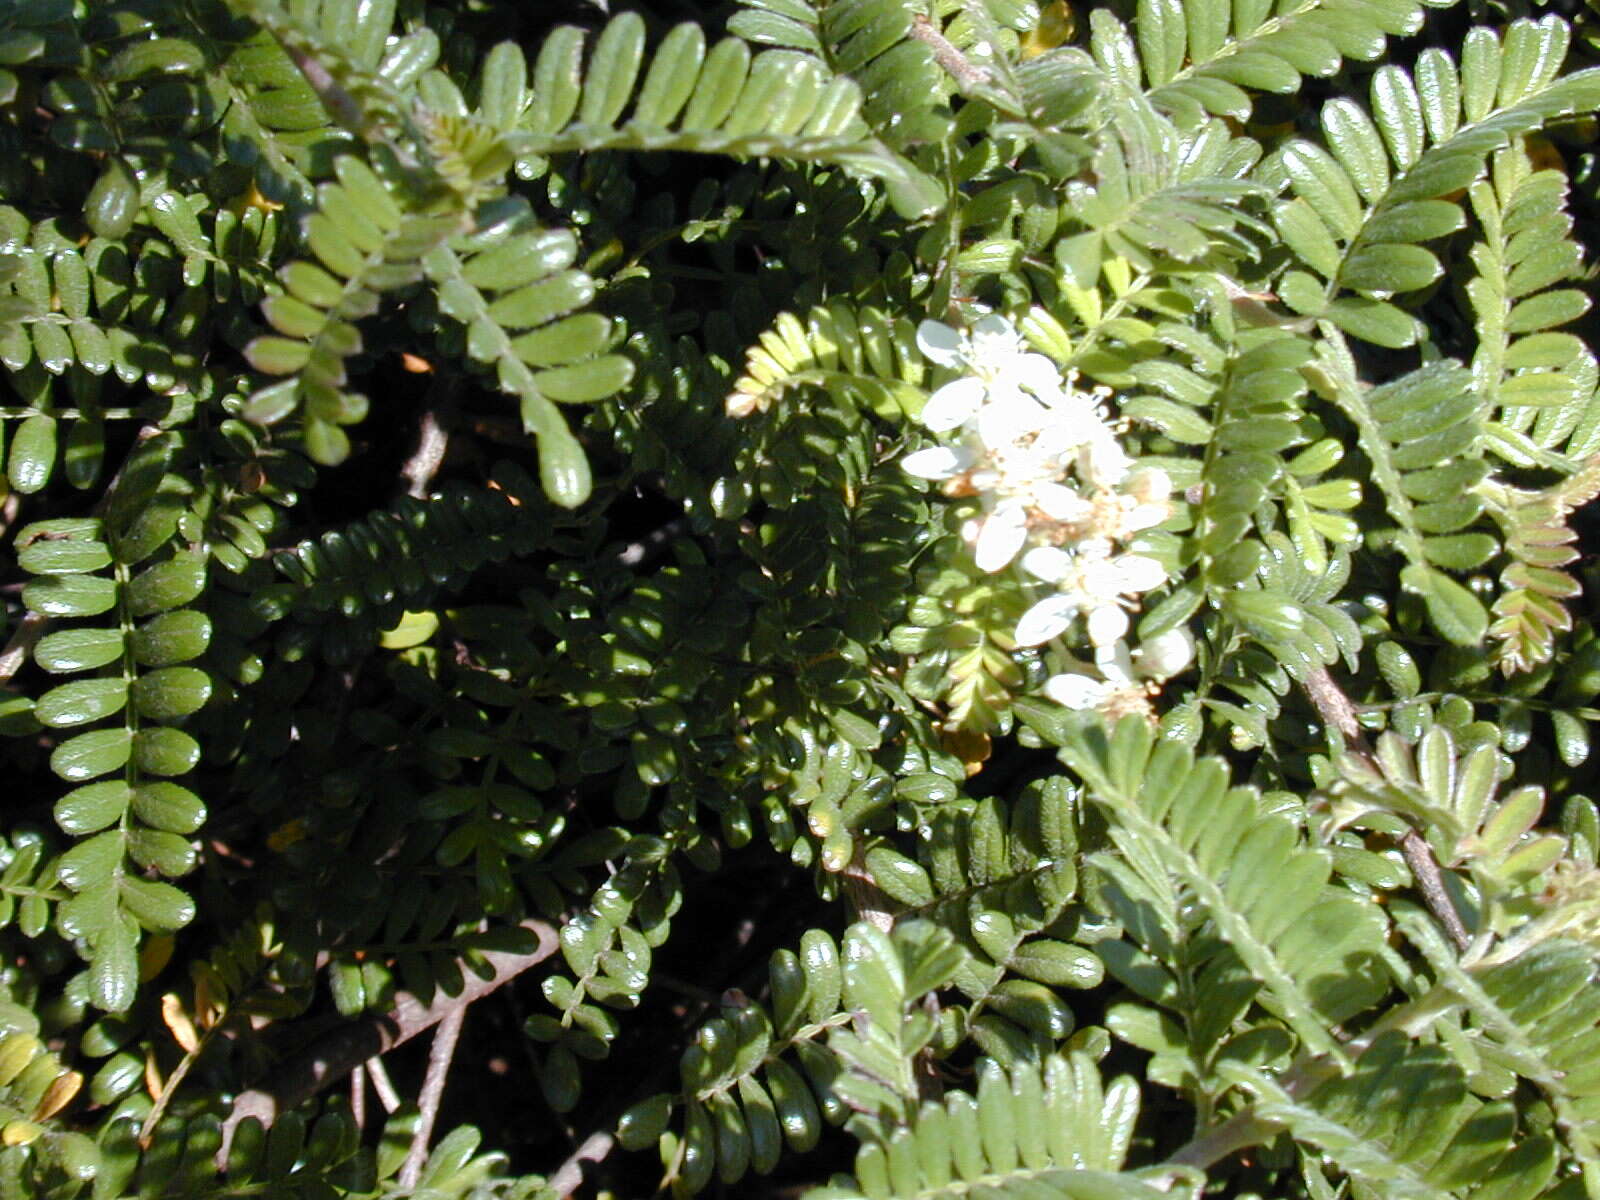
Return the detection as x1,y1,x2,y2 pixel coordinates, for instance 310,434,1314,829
1134,626,1195,680
1127,467,1172,505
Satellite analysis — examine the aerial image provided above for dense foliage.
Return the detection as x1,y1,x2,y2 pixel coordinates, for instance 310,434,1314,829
2,0,1600,1195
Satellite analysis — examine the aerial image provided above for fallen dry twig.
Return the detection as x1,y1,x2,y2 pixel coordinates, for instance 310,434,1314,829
218,919,558,1163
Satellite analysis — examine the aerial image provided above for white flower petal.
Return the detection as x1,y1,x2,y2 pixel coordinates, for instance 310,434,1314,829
1020,545,1074,584
1097,641,1137,686
1077,556,1123,599
1113,554,1168,593
1034,482,1091,522
1011,352,1064,395
974,503,1029,572
1080,433,1132,488
970,313,1018,345
921,377,987,432
1030,418,1085,462
1076,537,1115,562
976,395,1048,451
916,319,966,368
1016,595,1079,646
1042,388,1101,425
1044,673,1107,710
1135,626,1195,679
901,446,970,480
1124,502,1171,533
1086,604,1130,647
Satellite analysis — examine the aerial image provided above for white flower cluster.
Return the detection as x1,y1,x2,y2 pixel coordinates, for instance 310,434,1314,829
902,315,1193,716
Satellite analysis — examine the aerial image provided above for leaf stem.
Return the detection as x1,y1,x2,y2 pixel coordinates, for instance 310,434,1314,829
907,14,992,92
1165,1108,1281,1170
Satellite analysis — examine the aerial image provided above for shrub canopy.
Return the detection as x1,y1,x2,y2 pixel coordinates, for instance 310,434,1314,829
2,0,1600,1195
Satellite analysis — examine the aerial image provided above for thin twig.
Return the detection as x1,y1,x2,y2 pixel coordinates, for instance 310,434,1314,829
0,612,48,685
844,847,897,933
1399,831,1472,951
1302,666,1364,743
1299,666,1472,951
546,1130,615,1198
366,1055,401,1113
907,13,992,91
0,493,20,542
399,404,452,499
350,1063,366,1131
218,919,558,1164
400,1003,466,1188
139,1031,207,1143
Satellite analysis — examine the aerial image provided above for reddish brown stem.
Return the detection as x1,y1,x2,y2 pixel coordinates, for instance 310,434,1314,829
1300,667,1471,951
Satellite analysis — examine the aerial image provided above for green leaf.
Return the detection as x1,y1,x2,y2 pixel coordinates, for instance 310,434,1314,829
245,335,313,375
800,929,842,1025
57,829,123,891
503,312,612,367
529,415,590,509
8,413,56,493
53,782,132,837
1403,565,1488,646
34,628,124,673
131,783,206,835
495,272,596,329
282,261,345,308
529,25,587,135
1341,244,1441,294
1010,939,1104,988
90,916,139,1012
106,37,206,82
130,667,212,721
126,556,207,617
1421,532,1496,570
127,829,197,876
580,11,647,129
830,709,880,749
149,191,210,258
22,573,118,618
1324,298,1418,347
35,678,129,728
533,355,634,403
864,847,934,907
132,728,201,777
378,610,439,650
50,728,133,782
119,877,194,931
261,294,329,340
618,1093,672,1151
130,611,211,666
17,537,111,575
